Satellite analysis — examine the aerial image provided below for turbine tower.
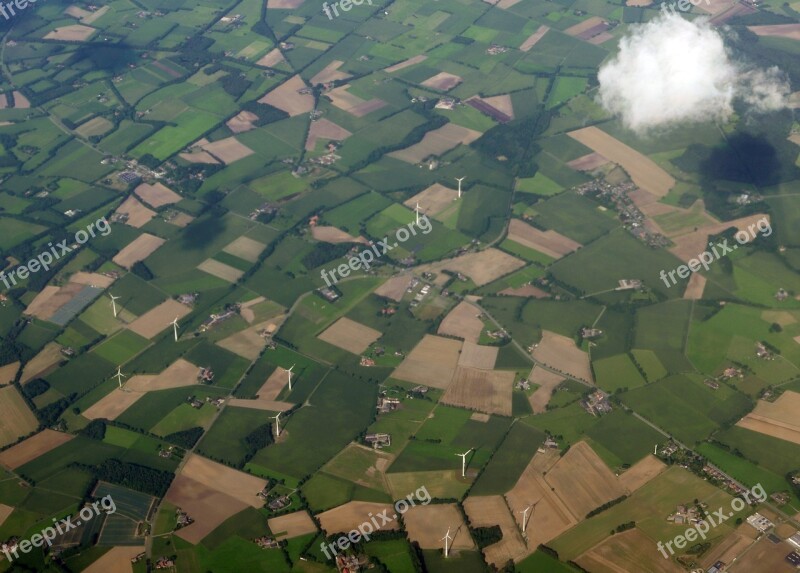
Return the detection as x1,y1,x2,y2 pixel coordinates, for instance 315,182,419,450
415,202,420,226
273,412,282,437
521,505,532,534
109,293,121,318
442,527,452,558
456,448,473,478
112,366,126,389
455,176,466,198
286,364,295,391
171,317,179,342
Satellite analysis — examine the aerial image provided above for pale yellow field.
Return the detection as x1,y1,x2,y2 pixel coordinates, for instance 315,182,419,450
404,184,458,217
114,195,156,228
0,429,73,469
222,236,265,262
508,219,581,259
216,327,267,360
268,511,317,540
310,225,364,244
682,272,706,300
458,341,498,370
0,386,39,447
520,25,549,51
24,283,83,321
532,331,593,383
463,496,527,566
736,391,800,445
385,54,427,73
197,258,244,282
415,248,525,287
0,362,19,384
200,137,255,164
226,398,294,411
318,317,382,355
83,546,145,573
441,366,513,416
618,455,667,493
326,84,387,117
112,233,166,269
389,123,481,164
259,75,315,116
421,72,463,91
310,60,350,85
318,502,398,535
438,301,484,343
374,275,413,302
82,388,146,421
527,366,564,413
44,25,96,41
225,111,258,134
75,116,113,137
568,127,675,198
576,528,683,573
306,119,353,151
392,334,462,388
0,504,13,527
124,359,200,392
404,504,474,550
127,298,192,339
20,342,64,383
256,48,285,67
134,182,181,208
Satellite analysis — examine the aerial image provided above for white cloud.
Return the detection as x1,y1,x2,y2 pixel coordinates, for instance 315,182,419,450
596,13,789,135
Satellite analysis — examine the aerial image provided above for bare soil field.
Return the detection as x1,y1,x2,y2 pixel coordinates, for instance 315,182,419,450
564,17,606,37
82,388,146,421
385,54,428,73
239,296,267,323
508,219,581,259
567,152,610,171
310,225,365,244
222,236,265,262
404,504,474,550
268,511,317,540
178,149,220,164
0,362,19,384
393,335,462,389
544,441,625,519
256,367,290,401
310,60,350,85
115,196,156,228
80,5,108,23
127,298,192,339
200,137,255,164
20,342,64,383
404,184,458,217
256,48,285,67
441,366,513,416
11,92,29,108
318,502,398,535
499,284,549,298
568,127,675,198
375,275,413,302
528,367,565,413
112,233,166,269
438,301,484,343
668,213,770,262
124,359,201,392
318,317,382,355
463,496,527,566
416,248,525,287
0,504,12,527
65,5,91,18
626,0,652,5
389,123,481,164
729,536,797,572
168,474,249,544
44,24,96,41
226,398,293,411
182,454,265,506
618,455,666,493
576,528,683,573
216,326,267,360
167,212,195,227
683,272,706,300
506,449,576,552
748,24,800,40
24,284,79,321
268,0,304,8
0,386,38,447
482,94,514,119
700,523,757,569
0,429,73,469
225,110,258,134
326,84,387,117
421,72,463,91
458,342,498,370
532,331,593,383
69,271,115,288
306,118,352,151
259,75,315,117
84,546,146,573
520,25,549,51
737,391,800,445
197,258,244,282
134,182,181,208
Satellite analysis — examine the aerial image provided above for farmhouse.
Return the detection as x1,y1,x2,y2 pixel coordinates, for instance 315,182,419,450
746,512,773,532
377,396,400,412
364,433,391,449
582,390,612,416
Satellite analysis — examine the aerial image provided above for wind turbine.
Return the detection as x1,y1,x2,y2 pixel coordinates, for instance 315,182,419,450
456,448,473,478
272,412,282,437
109,293,121,318
521,505,532,534
286,365,295,391
171,317,179,342
455,176,465,199
441,527,452,558
112,366,126,389
654,444,658,455
414,202,420,226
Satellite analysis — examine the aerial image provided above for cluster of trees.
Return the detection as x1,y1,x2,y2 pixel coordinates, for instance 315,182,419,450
586,495,627,518
74,459,174,497
472,113,547,177
163,427,204,449
472,525,503,548
301,242,353,270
